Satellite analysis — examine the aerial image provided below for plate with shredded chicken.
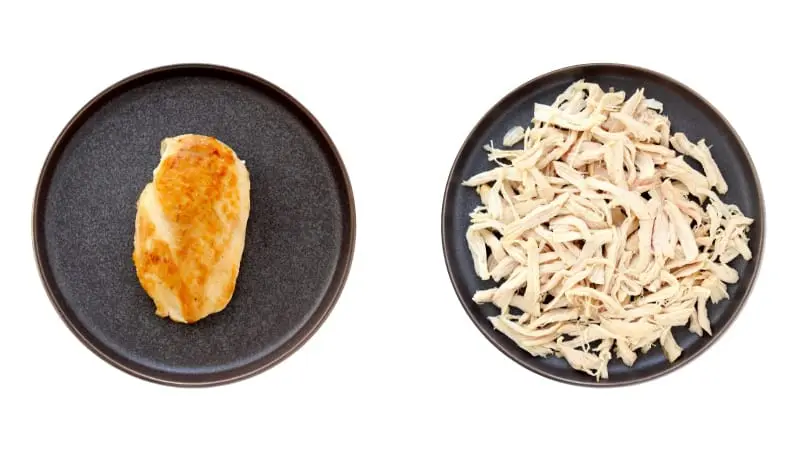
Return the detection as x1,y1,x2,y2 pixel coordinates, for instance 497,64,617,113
442,64,764,386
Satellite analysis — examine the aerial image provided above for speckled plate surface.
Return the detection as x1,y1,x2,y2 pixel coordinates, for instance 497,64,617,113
33,63,356,387
442,63,765,386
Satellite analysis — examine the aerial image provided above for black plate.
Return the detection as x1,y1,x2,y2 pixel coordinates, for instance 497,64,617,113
33,63,355,387
442,63,765,387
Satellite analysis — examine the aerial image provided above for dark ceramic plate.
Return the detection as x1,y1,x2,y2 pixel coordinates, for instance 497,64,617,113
33,63,355,387
442,63,765,387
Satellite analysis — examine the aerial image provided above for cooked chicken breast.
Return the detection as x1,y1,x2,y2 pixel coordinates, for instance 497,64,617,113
133,134,250,324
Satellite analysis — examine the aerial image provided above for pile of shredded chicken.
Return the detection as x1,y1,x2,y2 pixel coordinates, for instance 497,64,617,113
463,80,753,380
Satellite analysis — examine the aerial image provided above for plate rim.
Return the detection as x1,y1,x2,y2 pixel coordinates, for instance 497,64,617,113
440,62,766,387
31,62,357,388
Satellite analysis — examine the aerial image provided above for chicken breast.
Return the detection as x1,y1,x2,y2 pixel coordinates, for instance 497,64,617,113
133,134,251,324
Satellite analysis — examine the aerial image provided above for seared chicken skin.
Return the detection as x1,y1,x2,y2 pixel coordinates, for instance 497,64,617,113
133,134,250,324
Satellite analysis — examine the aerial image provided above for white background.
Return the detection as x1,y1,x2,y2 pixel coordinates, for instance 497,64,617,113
1,1,806,448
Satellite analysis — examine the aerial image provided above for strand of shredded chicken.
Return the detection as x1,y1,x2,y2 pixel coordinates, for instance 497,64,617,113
463,79,754,381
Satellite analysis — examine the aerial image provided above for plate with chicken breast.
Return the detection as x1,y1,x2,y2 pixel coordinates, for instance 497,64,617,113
33,63,355,386
442,63,765,386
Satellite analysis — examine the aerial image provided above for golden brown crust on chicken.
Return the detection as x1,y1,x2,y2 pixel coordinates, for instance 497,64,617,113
133,134,250,324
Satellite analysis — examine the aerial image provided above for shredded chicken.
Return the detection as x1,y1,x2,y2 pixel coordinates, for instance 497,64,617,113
463,79,754,381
